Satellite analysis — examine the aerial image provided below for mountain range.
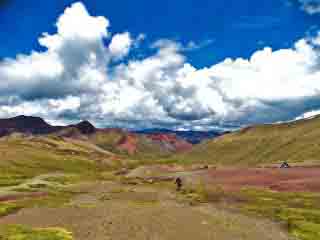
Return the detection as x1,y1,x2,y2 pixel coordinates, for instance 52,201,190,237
0,115,224,144
2,114,320,168
0,115,197,158
135,128,225,144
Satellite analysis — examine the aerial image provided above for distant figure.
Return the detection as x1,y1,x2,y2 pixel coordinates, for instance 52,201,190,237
175,177,182,191
280,161,290,168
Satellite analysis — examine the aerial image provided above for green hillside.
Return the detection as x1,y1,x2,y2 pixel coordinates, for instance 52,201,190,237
4,114,320,178
0,134,116,187
169,116,320,166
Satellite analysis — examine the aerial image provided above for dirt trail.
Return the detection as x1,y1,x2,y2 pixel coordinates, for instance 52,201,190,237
0,181,289,240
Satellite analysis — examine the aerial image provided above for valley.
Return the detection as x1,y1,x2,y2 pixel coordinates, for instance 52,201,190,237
0,115,320,239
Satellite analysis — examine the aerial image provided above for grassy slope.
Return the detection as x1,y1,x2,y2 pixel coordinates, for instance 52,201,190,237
169,116,320,166
3,114,320,172
0,128,181,187
0,134,115,187
240,189,320,240
0,225,73,240
204,187,320,240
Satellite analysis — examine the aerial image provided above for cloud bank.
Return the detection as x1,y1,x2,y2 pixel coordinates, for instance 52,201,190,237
0,2,320,130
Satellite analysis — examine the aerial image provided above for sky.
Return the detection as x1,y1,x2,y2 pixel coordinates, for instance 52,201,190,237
0,0,319,130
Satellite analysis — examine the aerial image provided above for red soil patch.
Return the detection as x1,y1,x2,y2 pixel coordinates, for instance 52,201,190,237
117,134,138,155
205,167,320,192
116,133,193,155
147,134,193,152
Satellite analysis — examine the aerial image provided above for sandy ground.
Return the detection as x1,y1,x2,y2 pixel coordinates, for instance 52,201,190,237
0,181,289,240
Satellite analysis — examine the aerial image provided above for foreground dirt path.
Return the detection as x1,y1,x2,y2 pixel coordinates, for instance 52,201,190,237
0,181,289,240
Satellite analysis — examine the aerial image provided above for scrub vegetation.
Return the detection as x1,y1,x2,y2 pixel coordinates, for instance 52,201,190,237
0,225,73,240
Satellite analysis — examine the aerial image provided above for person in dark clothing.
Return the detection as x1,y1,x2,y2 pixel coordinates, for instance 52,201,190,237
175,177,182,191
280,161,290,168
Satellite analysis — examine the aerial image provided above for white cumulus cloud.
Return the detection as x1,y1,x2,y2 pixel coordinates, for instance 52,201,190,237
0,1,320,130
109,32,133,59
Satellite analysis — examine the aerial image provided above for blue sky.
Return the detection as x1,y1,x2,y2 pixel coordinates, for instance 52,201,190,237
0,0,318,67
0,0,320,130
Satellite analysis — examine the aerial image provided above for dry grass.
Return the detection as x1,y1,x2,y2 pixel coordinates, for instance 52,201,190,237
169,116,320,166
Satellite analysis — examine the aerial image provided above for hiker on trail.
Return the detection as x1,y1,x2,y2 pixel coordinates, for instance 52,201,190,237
175,177,182,191
280,161,290,168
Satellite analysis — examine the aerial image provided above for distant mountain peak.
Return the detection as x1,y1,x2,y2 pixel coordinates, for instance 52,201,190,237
12,115,47,122
74,120,96,134
0,115,53,135
135,128,225,144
